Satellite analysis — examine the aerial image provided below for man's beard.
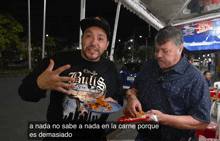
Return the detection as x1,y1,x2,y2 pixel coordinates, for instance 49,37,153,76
82,46,101,61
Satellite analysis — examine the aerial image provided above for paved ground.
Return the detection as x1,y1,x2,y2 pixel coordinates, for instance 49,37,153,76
0,75,50,141
0,64,219,141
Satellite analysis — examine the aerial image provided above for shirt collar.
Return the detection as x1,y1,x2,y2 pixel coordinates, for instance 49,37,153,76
172,57,188,75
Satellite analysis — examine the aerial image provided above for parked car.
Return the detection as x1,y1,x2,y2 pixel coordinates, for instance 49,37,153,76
193,59,200,69
119,62,143,90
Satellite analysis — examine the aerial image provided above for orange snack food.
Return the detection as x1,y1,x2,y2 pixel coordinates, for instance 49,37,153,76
139,110,145,115
135,110,145,118
85,101,91,107
108,106,114,111
85,96,114,111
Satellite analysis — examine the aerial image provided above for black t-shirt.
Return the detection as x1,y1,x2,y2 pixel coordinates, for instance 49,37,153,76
18,50,123,139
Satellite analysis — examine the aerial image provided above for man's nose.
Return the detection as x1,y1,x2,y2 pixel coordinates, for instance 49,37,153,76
155,50,162,58
90,37,98,46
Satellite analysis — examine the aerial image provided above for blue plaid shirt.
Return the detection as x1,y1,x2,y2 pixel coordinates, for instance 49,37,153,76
132,57,211,140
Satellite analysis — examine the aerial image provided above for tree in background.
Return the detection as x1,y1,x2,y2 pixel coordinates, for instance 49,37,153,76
0,13,23,51
45,36,56,57
0,13,23,69
136,45,155,62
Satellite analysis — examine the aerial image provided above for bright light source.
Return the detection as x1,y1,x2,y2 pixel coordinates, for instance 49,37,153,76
128,47,131,50
130,39,133,42
203,55,205,57
139,36,142,38
118,39,121,42
207,54,210,56
46,34,49,37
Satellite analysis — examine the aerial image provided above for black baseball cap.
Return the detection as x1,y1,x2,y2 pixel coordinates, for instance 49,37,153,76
80,16,110,40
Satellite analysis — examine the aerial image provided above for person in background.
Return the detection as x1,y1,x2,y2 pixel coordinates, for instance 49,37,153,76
123,26,211,141
204,71,212,87
214,52,218,74
18,16,123,141
208,61,212,71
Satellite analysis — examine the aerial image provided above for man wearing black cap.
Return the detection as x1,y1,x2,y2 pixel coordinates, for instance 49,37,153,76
18,17,123,140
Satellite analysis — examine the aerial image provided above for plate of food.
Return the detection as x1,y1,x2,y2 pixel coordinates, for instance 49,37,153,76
83,96,122,114
118,110,151,123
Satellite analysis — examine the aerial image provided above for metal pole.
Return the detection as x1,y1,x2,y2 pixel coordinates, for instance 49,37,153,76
28,0,31,69
132,30,135,62
79,0,86,50
42,0,46,59
110,1,121,61
146,24,151,61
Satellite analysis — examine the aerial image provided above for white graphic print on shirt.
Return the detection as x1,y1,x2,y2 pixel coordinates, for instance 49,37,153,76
62,69,106,121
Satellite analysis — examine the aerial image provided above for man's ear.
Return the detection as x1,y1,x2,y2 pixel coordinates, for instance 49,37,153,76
178,44,184,54
105,41,109,50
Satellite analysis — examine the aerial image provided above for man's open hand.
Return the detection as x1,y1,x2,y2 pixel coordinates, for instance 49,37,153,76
37,59,75,94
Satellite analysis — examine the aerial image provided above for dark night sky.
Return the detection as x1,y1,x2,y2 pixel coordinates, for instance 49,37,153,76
1,0,157,44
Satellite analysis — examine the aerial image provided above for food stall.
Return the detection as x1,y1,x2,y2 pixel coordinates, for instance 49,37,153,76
178,18,220,78
111,0,220,140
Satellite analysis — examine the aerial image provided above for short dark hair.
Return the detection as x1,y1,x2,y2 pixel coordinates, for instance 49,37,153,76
155,26,183,48
204,71,211,75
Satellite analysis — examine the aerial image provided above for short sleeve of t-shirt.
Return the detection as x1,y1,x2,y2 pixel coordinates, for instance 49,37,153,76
186,76,211,123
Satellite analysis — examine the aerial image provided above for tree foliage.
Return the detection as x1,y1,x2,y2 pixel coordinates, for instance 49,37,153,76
0,13,23,51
